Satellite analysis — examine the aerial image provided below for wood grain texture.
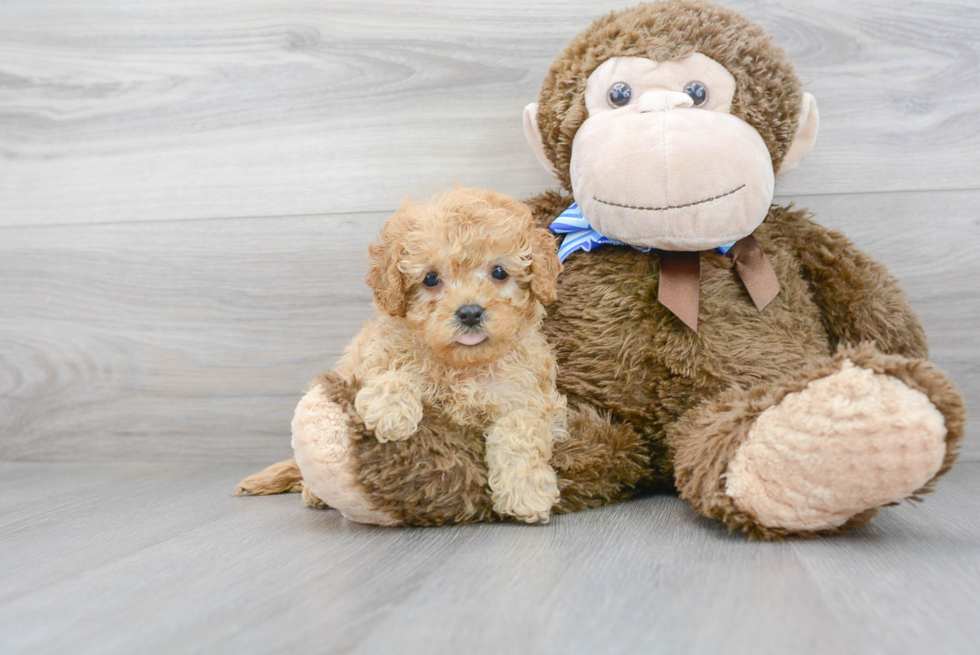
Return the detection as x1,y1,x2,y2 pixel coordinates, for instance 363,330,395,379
1,461,978,654
1,0,978,226
1,190,977,462
1,0,977,463
0,212,387,461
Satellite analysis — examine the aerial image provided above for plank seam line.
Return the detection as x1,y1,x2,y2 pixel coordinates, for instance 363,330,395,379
2,187,979,232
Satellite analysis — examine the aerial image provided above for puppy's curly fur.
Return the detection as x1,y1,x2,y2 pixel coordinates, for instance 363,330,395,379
330,187,566,523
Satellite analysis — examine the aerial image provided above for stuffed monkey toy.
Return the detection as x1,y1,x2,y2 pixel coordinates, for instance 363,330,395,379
240,0,965,539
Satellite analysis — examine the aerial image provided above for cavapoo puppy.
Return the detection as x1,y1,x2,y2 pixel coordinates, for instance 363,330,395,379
240,187,567,523
344,187,567,523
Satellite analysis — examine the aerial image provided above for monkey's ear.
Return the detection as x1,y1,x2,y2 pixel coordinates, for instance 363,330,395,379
779,92,819,174
365,237,407,317
523,103,557,177
529,226,562,305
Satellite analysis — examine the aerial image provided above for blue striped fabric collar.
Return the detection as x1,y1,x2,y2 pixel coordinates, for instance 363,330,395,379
550,202,734,262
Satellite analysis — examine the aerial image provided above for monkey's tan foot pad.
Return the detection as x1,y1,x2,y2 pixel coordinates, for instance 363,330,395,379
724,360,947,531
291,384,400,526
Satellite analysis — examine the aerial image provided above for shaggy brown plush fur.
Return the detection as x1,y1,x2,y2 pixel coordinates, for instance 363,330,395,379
527,196,964,538
317,370,495,525
669,343,964,540
238,0,966,539
323,372,653,522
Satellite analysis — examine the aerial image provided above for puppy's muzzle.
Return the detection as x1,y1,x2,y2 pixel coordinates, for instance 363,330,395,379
456,304,485,328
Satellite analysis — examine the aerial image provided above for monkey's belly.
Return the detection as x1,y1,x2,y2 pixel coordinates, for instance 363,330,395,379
544,245,831,437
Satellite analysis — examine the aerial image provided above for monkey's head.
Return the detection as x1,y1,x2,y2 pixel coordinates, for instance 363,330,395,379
524,0,819,252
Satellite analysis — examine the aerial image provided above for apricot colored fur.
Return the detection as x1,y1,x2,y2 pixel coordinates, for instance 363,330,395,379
342,189,568,522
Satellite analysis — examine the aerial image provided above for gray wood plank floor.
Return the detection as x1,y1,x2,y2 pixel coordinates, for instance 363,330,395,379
1,461,979,655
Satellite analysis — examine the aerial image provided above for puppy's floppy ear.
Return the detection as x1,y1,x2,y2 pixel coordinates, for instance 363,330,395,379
529,226,562,304
366,231,407,317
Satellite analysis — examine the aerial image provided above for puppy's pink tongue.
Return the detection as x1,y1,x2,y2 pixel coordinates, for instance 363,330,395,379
456,333,487,346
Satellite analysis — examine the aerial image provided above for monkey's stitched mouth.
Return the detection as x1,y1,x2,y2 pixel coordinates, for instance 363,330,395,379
593,184,745,211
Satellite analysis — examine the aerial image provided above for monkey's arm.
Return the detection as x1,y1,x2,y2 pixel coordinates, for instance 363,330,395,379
767,206,928,358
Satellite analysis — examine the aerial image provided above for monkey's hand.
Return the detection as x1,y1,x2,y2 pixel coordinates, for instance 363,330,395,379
354,371,423,443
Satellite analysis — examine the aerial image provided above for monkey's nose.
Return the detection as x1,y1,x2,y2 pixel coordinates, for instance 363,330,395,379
456,305,485,327
638,91,694,113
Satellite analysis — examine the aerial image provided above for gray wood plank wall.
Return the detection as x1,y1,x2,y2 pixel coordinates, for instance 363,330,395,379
2,0,978,462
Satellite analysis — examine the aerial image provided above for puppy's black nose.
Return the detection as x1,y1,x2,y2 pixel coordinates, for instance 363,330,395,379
456,305,485,327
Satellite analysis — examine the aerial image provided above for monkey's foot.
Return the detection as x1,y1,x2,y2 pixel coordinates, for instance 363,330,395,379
292,383,400,526
724,360,947,531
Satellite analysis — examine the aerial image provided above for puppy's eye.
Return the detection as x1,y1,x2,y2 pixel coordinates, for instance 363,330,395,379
607,82,632,108
422,272,440,288
491,266,509,281
683,80,708,107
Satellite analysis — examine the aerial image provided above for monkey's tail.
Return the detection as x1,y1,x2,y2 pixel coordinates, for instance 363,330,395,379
235,458,304,496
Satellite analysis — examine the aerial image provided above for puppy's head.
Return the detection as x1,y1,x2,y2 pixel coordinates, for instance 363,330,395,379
367,187,561,367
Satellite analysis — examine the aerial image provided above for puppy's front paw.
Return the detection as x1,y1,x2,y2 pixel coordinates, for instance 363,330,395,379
354,374,423,443
491,465,560,524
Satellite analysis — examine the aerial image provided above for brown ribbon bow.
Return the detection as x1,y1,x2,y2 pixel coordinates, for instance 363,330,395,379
658,234,780,332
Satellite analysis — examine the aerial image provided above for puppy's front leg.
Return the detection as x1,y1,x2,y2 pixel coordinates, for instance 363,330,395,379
355,370,424,443
486,411,560,523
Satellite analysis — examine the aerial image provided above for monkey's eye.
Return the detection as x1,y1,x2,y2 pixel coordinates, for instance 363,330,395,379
491,266,509,281
422,272,440,288
683,81,708,107
607,82,632,108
